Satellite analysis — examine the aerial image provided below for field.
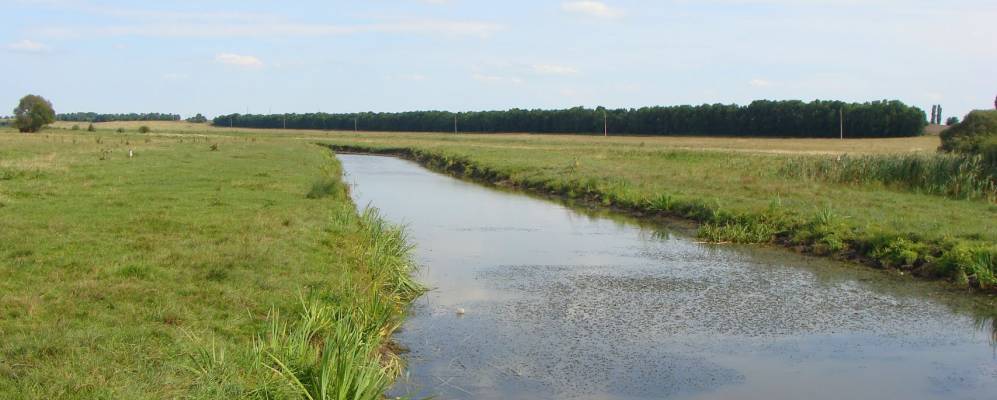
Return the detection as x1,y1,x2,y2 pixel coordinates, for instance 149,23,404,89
0,128,418,398
3,121,994,397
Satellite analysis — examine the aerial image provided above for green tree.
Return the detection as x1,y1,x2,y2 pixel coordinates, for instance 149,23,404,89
946,116,959,126
13,94,55,133
186,113,208,123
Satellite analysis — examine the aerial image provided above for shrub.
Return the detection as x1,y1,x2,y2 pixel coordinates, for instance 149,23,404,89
13,94,55,133
71,124,80,131
116,128,125,133
87,123,96,132
138,125,151,133
940,110,997,154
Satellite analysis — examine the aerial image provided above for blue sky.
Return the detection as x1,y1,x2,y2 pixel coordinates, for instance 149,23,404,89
3,0,995,120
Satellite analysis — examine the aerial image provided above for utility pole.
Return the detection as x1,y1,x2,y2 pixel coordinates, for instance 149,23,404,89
604,110,608,137
839,108,844,139
354,116,358,132
283,114,286,130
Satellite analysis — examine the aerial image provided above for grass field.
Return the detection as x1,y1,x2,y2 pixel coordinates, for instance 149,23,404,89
0,129,419,398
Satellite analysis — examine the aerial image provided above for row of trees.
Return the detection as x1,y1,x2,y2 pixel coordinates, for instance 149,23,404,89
213,100,927,138
56,112,181,122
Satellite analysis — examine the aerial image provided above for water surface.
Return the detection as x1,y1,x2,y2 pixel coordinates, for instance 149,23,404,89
338,154,996,400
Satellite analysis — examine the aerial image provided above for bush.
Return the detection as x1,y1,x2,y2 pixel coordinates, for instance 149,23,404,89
116,128,125,133
87,123,96,132
13,94,55,133
71,124,80,131
138,125,151,133
941,110,997,153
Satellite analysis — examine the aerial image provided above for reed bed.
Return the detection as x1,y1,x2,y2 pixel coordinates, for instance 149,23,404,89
781,153,997,202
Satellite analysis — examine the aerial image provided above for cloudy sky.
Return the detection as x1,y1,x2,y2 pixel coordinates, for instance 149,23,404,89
3,0,995,119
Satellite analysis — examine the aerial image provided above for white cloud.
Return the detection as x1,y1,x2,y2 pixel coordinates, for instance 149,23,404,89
37,20,502,39
6,39,50,53
561,1,625,19
472,73,523,85
748,78,774,87
532,64,580,75
215,53,263,68
386,73,428,81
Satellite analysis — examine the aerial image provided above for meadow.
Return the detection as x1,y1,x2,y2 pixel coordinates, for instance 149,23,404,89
0,128,419,398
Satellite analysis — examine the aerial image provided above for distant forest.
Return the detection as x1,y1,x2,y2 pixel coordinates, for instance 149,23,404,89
57,112,181,122
213,100,927,138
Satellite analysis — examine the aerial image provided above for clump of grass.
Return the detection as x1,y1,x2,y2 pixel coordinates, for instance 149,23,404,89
254,295,395,400
306,177,345,199
698,219,777,244
782,153,996,202
356,207,422,299
935,243,997,288
138,126,151,133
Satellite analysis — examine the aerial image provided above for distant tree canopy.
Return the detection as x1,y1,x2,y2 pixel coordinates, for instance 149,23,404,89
946,116,959,126
13,94,56,133
186,113,208,123
214,100,927,138
57,112,181,122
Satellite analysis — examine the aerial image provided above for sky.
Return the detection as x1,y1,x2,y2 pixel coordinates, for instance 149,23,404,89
2,0,996,120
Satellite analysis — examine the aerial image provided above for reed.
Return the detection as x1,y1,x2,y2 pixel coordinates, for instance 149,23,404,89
781,153,996,202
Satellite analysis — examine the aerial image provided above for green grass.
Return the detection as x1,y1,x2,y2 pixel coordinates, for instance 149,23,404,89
0,129,420,398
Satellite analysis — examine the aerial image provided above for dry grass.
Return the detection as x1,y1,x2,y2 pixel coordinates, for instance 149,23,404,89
49,121,941,155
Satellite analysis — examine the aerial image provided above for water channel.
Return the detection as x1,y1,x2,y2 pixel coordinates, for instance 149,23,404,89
338,153,996,400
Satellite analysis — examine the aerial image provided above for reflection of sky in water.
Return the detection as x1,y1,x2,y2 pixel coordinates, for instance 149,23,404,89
339,154,997,400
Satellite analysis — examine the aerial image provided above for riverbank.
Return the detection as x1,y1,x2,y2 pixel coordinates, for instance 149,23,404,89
318,139,996,292
0,129,420,398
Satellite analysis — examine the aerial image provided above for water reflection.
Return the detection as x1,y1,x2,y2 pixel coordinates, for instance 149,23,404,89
338,153,997,400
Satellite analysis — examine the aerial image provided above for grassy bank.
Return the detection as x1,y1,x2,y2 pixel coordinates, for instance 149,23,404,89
0,129,420,398
307,132,996,290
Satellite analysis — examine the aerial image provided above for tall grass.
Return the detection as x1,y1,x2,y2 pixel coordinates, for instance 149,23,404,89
243,206,423,399
781,153,997,202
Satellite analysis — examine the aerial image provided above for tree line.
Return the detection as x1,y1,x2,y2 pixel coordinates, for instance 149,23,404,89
213,100,927,138
57,112,181,122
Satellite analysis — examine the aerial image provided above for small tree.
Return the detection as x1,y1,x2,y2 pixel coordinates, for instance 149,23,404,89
187,113,207,123
138,126,151,133
87,123,96,132
937,106,943,124
946,116,959,126
13,94,55,133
